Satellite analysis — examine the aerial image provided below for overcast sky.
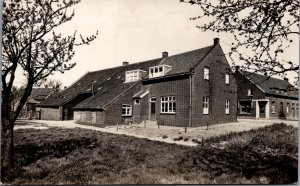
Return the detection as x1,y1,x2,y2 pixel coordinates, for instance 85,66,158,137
14,0,299,87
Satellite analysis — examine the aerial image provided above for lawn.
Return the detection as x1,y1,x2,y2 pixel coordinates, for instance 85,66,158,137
2,123,298,184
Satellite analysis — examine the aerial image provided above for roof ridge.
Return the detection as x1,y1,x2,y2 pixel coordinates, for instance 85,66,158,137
166,45,214,58
88,58,162,74
87,45,214,74
241,70,291,83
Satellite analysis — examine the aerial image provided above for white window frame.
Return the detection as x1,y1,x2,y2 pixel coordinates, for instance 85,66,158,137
225,73,230,84
248,88,253,96
122,104,132,116
134,99,140,105
204,67,209,80
149,65,172,78
271,102,276,113
225,99,230,114
203,97,209,114
161,96,176,114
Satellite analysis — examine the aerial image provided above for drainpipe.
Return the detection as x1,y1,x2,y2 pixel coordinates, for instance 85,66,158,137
186,70,193,133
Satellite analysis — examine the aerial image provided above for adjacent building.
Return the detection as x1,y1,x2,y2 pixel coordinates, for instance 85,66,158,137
234,68,298,120
38,38,238,127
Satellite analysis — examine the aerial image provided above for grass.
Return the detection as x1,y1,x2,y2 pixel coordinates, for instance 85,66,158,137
2,122,298,184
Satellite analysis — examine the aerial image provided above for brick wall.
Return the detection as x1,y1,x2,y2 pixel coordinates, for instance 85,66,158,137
146,77,190,127
191,45,237,127
268,96,298,120
74,111,105,125
104,83,143,125
40,107,60,120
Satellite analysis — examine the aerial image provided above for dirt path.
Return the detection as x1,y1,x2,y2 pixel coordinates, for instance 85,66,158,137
15,118,298,146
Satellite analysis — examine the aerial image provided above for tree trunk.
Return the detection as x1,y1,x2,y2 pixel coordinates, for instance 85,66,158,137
1,94,14,180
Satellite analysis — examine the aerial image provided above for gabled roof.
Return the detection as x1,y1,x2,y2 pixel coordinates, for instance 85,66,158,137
38,58,161,107
27,88,54,103
161,46,213,76
239,70,298,99
39,42,219,109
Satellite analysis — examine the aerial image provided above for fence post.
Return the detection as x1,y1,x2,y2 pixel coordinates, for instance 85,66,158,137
117,122,119,131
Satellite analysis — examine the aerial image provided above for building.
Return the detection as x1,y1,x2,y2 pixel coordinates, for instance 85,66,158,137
234,68,298,120
20,87,54,119
38,38,237,127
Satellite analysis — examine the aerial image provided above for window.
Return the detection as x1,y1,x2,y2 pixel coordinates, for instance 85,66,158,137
122,104,132,116
203,97,209,114
149,65,172,78
134,99,140,105
271,101,276,113
204,67,209,80
239,101,251,114
125,70,145,83
248,88,253,96
150,97,156,114
161,96,176,114
225,73,230,84
225,99,230,114
287,103,290,113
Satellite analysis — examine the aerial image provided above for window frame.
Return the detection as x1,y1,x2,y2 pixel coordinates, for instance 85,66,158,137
225,73,230,84
271,101,276,113
203,96,209,114
134,99,140,105
160,96,176,114
225,99,230,114
122,104,132,116
247,88,253,96
204,67,210,80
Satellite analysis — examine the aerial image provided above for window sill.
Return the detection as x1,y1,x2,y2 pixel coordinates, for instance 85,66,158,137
122,115,132,117
160,112,176,115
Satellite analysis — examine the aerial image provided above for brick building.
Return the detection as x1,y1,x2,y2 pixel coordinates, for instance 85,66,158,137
38,38,237,127
234,68,298,120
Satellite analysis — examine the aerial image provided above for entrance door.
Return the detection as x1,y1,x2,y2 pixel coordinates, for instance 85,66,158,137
149,97,156,121
258,101,267,118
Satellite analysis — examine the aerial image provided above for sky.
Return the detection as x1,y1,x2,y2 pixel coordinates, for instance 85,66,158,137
14,0,299,87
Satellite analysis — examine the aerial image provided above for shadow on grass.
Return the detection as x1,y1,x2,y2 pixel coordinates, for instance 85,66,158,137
2,136,98,181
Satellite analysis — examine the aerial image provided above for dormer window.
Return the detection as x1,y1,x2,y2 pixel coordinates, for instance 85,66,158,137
149,65,172,78
125,69,146,83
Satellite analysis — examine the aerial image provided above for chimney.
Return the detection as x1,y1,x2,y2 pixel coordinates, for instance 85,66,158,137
123,61,129,66
234,65,240,72
162,51,168,58
214,38,220,45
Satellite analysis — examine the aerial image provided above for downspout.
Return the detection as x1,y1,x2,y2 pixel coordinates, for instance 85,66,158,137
189,72,193,128
186,69,193,133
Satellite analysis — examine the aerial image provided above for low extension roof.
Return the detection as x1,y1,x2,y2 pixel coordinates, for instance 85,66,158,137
240,70,298,99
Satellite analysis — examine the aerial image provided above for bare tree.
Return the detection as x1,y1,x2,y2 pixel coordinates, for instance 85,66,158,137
44,79,63,92
1,0,97,176
181,0,299,82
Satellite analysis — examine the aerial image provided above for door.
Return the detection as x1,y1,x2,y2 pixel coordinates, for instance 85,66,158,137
149,97,156,121
258,101,267,118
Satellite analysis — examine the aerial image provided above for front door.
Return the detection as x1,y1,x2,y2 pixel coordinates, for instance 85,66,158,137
258,101,267,118
149,97,156,121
